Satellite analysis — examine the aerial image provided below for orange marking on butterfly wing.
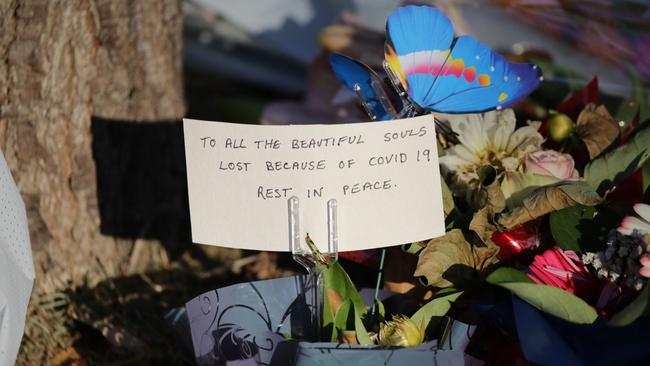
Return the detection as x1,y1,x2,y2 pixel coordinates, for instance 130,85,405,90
478,74,491,86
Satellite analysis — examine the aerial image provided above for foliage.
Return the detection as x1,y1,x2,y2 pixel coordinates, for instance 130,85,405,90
609,284,650,326
550,205,619,252
575,104,620,159
414,229,498,288
486,267,534,284
497,181,602,229
410,290,463,330
584,123,650,194
495,282,598,324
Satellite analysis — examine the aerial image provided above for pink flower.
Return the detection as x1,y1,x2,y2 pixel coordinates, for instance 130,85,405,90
640,254,650,278
617,203,650,236
525,150,577,180
528,247,600,301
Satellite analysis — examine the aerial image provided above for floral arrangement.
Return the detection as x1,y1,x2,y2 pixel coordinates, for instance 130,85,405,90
262,4,650,364
176,4,650,365
314,72,650,362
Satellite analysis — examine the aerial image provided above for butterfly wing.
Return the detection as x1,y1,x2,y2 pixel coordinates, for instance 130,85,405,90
329,53,399,120
384,5,454,94
418,36,542,112
385,6,542,113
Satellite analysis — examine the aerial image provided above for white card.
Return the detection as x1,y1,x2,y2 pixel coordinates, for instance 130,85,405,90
183,115,445,252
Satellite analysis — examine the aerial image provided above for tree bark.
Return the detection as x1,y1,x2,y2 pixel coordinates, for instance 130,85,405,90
0,0,184,293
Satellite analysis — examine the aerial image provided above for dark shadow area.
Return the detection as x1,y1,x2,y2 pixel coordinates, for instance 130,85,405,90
91,1,365,257
67,266,247,365
91,117,191,256
442,263,480,289
575,205,620,252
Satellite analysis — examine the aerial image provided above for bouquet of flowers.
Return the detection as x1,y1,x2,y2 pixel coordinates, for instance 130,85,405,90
315,5,650,364
173,4,650,365
318,82,650,363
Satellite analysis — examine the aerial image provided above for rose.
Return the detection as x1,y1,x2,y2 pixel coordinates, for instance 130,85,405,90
525,150,577,179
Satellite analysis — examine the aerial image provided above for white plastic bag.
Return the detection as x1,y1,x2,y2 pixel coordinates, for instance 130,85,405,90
0,151,34,365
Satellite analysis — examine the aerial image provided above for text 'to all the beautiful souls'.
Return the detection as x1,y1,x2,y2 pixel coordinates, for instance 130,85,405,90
203,124,431,200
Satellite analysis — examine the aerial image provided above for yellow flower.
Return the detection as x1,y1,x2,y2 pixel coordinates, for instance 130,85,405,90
378,315,424,347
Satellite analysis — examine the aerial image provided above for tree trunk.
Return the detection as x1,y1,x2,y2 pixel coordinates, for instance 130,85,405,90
0,0,184,293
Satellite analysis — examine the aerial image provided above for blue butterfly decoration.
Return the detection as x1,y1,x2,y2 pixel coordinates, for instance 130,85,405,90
329,53,401,121
330,5,542,118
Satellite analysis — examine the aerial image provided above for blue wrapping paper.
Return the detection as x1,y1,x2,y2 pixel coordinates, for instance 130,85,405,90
512,296,650,366
178,275,473,366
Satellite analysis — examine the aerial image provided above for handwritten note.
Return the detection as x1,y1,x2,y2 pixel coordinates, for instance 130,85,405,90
183,115,445,252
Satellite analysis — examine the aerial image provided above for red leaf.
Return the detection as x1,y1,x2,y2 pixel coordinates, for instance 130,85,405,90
606,169,644,211
556,77,599,119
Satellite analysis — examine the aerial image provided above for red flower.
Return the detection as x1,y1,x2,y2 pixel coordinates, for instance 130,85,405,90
528,247,600,302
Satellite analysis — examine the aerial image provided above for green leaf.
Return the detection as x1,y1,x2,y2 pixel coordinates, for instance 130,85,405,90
354,306,373,346
496,282,598,324
333,299,353,340
584,123,650,194
609,284,650,326
550,205,597,252
486,267,534,284
411,291,463,330
374,298,385,319
614,101,639,130
322,261,365,341
333,299,373,345
550,205,619,252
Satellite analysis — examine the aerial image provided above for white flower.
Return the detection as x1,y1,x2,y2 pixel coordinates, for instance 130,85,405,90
439,109,543,194
618,203,650,236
